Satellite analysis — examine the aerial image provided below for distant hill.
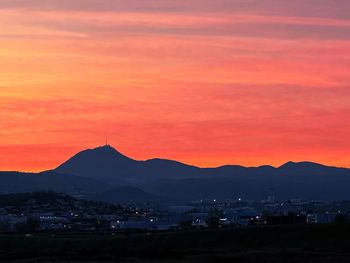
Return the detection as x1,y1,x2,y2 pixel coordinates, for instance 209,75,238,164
0,191,76,207
54,145,135,185
278,161,350,176
55,145,350,181
55,145,200,184
0,191,123,215
94,186,170,204
2,145,350,201
0,171,109,197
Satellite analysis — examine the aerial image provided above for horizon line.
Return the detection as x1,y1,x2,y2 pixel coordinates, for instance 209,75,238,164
1,144,349,173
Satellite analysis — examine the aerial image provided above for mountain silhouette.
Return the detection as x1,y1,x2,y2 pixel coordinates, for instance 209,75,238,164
1,145,350,202
278,161,349,176
54,145,350,180
55,145,200,184
55,145,136,184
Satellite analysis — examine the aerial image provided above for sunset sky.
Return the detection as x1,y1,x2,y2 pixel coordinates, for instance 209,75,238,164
0,0,350,171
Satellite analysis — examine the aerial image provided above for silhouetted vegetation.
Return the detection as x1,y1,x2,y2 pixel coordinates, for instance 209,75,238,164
206,208,224,228
179,220,193,230
334,213,349,222
1,223,350,262
15,217,40,234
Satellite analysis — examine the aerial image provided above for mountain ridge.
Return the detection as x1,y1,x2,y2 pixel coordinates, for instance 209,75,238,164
55,145,349,178
1,145,350,202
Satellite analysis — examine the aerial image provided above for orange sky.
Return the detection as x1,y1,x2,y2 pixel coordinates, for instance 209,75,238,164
0,0,350,171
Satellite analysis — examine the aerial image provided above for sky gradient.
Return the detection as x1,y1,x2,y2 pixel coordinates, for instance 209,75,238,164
0,0,350,171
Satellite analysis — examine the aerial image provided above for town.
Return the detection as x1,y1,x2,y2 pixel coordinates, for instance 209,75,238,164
0,191,349,234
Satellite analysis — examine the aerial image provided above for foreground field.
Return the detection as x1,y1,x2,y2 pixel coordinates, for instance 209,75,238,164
1,223,350,262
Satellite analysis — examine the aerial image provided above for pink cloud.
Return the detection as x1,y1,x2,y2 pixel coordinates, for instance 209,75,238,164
0,0,349,170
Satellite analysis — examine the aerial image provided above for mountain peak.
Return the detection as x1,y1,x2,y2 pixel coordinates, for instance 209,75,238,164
277,161,343,177
54,145,137,179
93,144,117,152
86,145,132,159
100,144,113,149
279,161,325,169
279,161,297,169
92,144,115,151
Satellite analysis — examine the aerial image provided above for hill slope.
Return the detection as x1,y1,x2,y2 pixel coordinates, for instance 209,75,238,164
55,145,200,183
2,145,350,201
94,185,169,204
0,171,108,197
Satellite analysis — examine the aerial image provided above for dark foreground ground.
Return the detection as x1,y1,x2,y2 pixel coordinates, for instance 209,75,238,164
1,223,350,262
